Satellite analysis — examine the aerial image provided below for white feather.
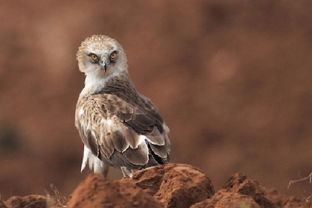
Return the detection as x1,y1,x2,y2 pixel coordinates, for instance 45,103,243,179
81,145,91,172
81,145,105,173
78,108,84,116
80,70,120,97
93,157,106,174
163,123,170,133
101,118,115,127
138,135,147,145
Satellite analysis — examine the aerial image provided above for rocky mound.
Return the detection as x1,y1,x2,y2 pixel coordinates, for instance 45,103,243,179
0,164,309,208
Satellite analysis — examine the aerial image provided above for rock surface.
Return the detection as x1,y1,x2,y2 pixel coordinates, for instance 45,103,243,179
1,164,310,208
191,172,309,208
0,201,8,208
67,174,162,208
4,195,46,208
121,163,215,208
191,191,261,208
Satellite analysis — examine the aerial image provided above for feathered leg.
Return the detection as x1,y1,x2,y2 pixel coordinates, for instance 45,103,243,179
94,161,110,178
82,145,110,177
120,166,133,177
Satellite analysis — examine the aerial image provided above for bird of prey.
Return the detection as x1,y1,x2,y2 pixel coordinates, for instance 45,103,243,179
75,35,170,177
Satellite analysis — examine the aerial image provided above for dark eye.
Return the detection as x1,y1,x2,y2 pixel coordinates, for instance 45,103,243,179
109,51,118,63
89,53,99,63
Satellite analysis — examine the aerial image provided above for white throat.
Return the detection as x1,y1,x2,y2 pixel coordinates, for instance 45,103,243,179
80,70,118,97
79,61,129,97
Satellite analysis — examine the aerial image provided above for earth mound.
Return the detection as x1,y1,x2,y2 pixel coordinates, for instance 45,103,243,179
0,164,309,208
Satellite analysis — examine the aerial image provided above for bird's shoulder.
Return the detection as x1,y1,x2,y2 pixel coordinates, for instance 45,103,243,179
76,80,164,130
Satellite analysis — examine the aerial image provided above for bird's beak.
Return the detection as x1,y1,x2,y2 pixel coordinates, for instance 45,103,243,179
99,59,108,72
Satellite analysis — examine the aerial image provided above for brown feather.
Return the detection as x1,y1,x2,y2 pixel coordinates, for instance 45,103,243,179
122,142,149,166
112,130,129,152
149,144,169,158
99,133,114,159
123,128,141,149
86,130,99,157
75,76,170,170
146,127,165,146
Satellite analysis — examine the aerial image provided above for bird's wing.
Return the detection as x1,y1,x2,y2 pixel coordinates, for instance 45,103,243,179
75,93,170,169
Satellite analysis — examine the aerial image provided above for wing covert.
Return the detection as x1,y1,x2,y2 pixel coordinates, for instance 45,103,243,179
75,93,170,169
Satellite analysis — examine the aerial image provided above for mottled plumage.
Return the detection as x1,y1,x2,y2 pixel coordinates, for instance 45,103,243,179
75,35,170,177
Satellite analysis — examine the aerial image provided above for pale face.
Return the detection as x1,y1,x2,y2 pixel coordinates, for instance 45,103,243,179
77,35,128,78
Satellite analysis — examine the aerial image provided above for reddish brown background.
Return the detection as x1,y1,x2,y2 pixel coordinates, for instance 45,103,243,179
0,0,311,198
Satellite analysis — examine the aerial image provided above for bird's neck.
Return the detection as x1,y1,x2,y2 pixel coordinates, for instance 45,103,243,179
80,70,131,97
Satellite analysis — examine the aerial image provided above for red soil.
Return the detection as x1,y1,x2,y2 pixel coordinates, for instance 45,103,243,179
1,164,309,208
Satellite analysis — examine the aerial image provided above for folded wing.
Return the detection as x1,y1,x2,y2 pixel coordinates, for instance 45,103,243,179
75,93,170,170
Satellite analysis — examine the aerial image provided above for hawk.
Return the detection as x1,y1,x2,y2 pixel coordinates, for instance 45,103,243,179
75,35,170,177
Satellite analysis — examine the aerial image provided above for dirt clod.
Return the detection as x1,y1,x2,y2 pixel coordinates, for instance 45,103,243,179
224,173,276,208
191,191,261,208
122,163,215,208
66,174,162,208
4,195,46,208
190,172,309,208
0,201,8,208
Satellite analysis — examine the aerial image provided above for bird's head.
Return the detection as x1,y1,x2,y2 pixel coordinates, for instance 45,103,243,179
77,35,128,79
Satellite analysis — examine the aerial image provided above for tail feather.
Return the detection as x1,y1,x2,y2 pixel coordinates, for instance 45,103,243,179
145,143,169,168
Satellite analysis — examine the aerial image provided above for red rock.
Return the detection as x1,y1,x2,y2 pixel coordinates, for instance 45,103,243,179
224,173,275,208
191,173,310,208
265,188,310,208
67,174,162,208
191,191,260,208
122,163,215,208
220,173,309,208
5,195,46,208
0,201,8,208
2,164,310,208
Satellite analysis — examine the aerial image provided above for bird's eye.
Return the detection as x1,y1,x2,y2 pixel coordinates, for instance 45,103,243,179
89,53,99,63
109,51,118,63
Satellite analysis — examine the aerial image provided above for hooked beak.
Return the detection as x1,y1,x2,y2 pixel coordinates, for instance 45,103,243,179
99,59,108,71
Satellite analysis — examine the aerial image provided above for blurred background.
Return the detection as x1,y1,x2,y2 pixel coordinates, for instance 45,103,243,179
0,0,312,198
